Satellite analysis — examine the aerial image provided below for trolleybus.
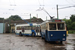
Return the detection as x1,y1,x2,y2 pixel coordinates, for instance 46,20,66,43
40,19,66,43
15,23,41,36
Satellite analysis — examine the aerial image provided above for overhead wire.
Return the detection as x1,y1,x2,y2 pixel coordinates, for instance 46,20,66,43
59,5,75,9
71,0,75,3
8,0,16,15
58,0,75,9
65,0,75,5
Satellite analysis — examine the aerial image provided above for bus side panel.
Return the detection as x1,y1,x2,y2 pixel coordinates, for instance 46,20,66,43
45,30,49,41
22,30,32,36
22,33,32,36
15,30,22,35
45,31,66,41
15,30,36,36
16,33,19,35
24,30,32,34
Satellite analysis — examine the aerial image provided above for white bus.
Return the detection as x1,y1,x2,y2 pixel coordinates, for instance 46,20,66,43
15,23,41,36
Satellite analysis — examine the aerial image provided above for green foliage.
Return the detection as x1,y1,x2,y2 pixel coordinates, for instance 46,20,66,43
63,18,66,21
68,30,75,34
0,18,4,20
63,14,75,30
70,15,75,22
31,16,37,19
8,15,22,21
70,15,75,30
68,30,74,33
71,22,75,30
63,19,72,30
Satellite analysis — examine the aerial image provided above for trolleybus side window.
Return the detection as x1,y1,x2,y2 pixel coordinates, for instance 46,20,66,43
32,26,36,30
49,23,56,30
17,26,21,30
57,23,64,30
21,26,24,32
24,26,31,30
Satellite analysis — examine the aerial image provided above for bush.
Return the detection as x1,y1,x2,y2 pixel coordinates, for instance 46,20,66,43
68,30,75,34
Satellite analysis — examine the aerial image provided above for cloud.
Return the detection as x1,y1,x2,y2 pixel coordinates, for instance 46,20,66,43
0,0,75,20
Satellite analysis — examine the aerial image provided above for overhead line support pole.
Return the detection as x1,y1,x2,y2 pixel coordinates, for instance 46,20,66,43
56,5,59,19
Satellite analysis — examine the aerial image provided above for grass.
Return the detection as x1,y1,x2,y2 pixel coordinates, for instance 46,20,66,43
68,30,75,34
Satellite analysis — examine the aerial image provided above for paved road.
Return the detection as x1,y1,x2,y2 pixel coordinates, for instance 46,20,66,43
0,34,75,50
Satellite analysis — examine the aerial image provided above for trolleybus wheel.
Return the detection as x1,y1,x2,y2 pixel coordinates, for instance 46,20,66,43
45,39,48,42
42,35,45,39
42,37,44,39
44,37,48,42
19,32,23,36
60,41,62,44
32,32,35,36
42,36,45,39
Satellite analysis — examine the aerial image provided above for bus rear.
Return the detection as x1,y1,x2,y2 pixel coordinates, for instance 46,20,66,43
45,21,66,43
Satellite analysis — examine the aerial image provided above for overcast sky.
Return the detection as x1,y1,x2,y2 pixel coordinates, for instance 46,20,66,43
0,0,75,20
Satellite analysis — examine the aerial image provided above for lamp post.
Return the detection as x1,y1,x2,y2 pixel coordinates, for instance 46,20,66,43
56,5,58,19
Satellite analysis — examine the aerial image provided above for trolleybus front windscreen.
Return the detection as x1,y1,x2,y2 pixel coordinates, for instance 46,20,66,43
49,23,56,30
57,23,65,30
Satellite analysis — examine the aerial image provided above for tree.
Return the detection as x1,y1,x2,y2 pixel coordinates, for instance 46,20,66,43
71,22,75,30
66,19,72,30
70,15,75,22
63,18,66,21
63,19,72,30
0,18,4,20
31,16,37,19
8,15,22,21
63,14,75,30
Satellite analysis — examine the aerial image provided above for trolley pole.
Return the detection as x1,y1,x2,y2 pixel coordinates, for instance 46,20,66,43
56,5,59,19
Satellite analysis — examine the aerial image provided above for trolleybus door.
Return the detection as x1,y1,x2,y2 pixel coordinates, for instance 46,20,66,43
36,26,41,36
32,26,41,36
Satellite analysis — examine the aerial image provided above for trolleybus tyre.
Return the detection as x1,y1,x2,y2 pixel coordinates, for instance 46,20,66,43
32,32,35,36
19,32,23,36
45,39,48,42
44,38,48,42
42,37,44,39
45,39,47,42
42,35,45,39
60,41,62,44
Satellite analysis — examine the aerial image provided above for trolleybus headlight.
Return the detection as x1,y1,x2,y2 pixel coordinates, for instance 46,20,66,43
63,38,65,40
51,34,53,36
63,34,65,36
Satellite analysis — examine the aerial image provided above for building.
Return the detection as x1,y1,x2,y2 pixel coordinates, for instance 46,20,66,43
0,23,5,33
0,18,44,33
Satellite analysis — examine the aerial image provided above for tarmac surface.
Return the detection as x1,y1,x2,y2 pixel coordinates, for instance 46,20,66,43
0,33,75,50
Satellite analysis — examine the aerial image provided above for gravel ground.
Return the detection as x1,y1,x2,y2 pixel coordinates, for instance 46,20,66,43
0,33,74,50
